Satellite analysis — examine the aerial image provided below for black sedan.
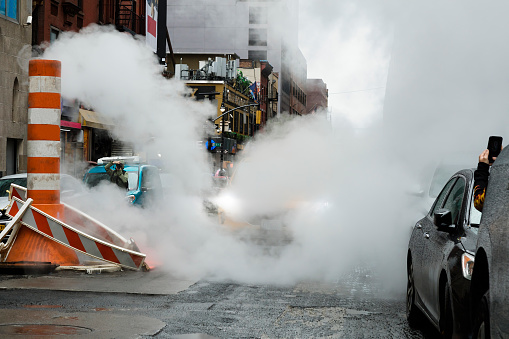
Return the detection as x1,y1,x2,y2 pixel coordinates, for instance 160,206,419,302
407,168,480,338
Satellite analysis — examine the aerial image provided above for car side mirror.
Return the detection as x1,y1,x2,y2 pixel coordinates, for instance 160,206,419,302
141,187,149,192
434,208,454,232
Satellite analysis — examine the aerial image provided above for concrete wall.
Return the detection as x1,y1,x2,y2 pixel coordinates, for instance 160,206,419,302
0,2,32,176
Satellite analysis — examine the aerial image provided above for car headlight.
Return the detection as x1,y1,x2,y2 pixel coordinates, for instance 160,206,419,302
126,195,136,204
313,200,331,211
214,193,240,213
461,252,475,280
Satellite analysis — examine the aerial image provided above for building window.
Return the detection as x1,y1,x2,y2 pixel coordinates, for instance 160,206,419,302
249,28,267,46
12,77,19,122
248,50,267,61
0,0,18,20
50,27,60,43
51,3,58,16
249,6,267,24
77,16,83,28
6,138,19,175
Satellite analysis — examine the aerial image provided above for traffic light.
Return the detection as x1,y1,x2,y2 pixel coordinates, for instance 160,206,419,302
256,110,261,124
206,137,221,152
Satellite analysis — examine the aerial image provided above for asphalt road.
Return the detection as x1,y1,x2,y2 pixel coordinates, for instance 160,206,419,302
0,265,440,338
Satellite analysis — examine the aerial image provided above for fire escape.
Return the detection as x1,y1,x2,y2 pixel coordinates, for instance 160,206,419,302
114,0,145,35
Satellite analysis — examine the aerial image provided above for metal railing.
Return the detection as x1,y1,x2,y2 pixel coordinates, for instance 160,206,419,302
116,3,145,35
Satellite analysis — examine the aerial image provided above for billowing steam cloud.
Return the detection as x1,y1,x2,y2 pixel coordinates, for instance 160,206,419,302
37,0,509,296
43,25,213,194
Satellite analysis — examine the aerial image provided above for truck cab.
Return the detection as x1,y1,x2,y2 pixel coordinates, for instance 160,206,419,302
83,156,163,207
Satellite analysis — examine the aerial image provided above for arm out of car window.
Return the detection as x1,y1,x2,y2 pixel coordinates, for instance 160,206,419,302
474,162,490,212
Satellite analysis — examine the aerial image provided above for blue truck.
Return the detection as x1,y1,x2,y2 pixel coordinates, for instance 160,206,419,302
83,156,163,207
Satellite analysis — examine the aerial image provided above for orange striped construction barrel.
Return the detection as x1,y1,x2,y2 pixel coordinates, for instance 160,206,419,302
27,59,63,218
6,59,80,265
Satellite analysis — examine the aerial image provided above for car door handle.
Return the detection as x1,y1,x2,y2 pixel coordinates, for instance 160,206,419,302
416,224,422,229
424,232,430,239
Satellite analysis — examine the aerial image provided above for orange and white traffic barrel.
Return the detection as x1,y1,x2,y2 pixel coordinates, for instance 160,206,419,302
27,59,64,218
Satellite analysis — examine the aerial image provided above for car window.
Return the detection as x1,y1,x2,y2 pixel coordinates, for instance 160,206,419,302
141,167,161,190
469,198,482,227
431,178,457,216
61,176,82,193
442,177,466,225
128,172,139,191
84,173,110,187
0,178,27,197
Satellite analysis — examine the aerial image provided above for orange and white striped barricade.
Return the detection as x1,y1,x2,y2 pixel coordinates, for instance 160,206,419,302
5,197,146,270
62,203,131,249
8,184,27,203
1,183,27,217
0,199,33,257
7,183,134,250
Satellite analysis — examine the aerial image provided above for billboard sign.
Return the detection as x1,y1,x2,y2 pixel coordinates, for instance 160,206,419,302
146,0,158,52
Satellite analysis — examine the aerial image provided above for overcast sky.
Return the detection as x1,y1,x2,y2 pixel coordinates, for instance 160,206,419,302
299,0,509,157
299,0,395,129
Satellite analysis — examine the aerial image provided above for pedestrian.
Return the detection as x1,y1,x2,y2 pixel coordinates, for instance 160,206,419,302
105,161,128,190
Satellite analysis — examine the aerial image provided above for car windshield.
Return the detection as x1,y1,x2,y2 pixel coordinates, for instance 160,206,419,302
0,178,27,197
85,171,139,191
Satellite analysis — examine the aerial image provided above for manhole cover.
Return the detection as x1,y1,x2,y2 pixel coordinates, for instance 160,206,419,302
0,324,93,335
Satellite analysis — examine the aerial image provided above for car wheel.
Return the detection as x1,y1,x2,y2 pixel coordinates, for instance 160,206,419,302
473,291,490,339
407,261,421,327
440,282,453,339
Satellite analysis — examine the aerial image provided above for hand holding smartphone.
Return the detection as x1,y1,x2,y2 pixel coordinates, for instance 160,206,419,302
487,136,503,164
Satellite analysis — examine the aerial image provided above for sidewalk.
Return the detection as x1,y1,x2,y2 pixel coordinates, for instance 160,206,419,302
0,268,199,338
0,267,196,295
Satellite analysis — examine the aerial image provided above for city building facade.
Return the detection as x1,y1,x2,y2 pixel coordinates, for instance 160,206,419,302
29,0,147,176
32,0,145,47
306,79,328,114
0,0,32,177
166,0,306,116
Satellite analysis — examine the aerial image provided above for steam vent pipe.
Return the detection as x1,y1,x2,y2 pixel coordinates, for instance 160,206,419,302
27,59,64,217
4,59,80,265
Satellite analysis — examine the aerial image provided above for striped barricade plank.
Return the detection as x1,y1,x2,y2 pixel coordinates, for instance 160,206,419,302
6,196,22,218
9,184,27,202
17,201,145,270
63,203,127,247
0,199,32,254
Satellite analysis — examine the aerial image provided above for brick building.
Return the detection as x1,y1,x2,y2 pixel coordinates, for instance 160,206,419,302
306,79,328,114
32,0,145,46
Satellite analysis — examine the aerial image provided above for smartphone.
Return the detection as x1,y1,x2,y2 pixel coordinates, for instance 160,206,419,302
487,136,503,164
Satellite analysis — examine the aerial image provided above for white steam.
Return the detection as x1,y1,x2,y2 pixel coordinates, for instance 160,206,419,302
37,0,509,297
43,25,212,194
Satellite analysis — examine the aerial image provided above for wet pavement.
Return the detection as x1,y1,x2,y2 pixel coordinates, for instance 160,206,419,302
0,266,440,338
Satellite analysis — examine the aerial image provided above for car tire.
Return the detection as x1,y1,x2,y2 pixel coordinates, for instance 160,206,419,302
406,261,421,328
440,282,453,339
473,291,490,339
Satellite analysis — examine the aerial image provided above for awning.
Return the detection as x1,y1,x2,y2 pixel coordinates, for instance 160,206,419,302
79,109,114,130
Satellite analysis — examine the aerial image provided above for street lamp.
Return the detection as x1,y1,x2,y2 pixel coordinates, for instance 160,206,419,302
219,101,226,168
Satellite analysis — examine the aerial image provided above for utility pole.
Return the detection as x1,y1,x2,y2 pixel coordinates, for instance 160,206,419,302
156,0,167,64
220,87,227,170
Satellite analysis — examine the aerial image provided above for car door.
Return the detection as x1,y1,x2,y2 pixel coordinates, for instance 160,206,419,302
139,166,162,206
416,177,456,319
423,176,467,321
